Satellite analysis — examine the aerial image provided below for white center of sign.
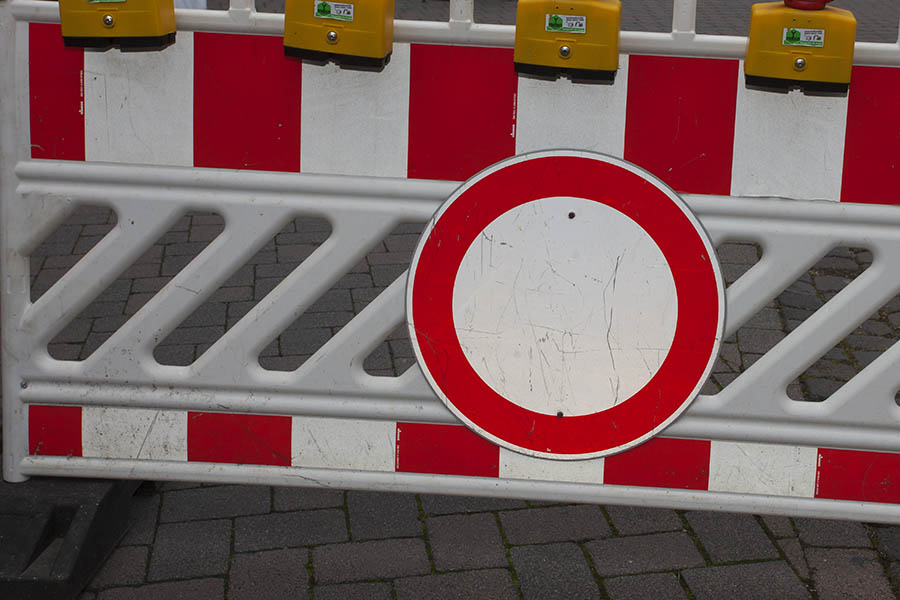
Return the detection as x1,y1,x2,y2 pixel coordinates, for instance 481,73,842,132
451,196,678,417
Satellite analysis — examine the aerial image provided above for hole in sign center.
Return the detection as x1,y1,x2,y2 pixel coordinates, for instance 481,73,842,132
451,196,678,418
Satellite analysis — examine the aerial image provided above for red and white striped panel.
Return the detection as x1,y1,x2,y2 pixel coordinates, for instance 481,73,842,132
27,405,900,504
28,24,900,203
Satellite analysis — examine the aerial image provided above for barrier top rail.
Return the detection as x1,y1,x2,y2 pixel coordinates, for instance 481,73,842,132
7,0,900,64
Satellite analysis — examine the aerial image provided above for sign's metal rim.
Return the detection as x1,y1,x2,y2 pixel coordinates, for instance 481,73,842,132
406,150,726,460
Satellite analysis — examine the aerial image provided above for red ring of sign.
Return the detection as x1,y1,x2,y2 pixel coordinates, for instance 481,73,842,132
409,154,721,456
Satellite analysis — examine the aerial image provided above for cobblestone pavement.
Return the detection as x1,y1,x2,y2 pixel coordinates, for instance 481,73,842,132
24,203,900,599
12,2,900,598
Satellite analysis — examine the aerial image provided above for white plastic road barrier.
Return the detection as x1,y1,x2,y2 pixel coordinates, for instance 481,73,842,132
2,0,900,523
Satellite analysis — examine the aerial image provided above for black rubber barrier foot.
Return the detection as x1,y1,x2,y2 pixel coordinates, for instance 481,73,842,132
284,46,392,72
515,62,617,85
63,32,176,52
745,74,849,96
0,478,139,600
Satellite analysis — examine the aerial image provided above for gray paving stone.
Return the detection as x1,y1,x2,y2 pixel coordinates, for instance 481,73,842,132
234,509,347,552
779,538,811,580
794,518,872,547
147,520,232,581
273,486,344,511
154,344,195,365
604,572,688,600
159,325,224,346
292,311,354,329
779,291,822,310
228,548,308,600
314,582,392,600
605,505,682,536
279,327,333,355
685,512,778,563
802,377,844,400
420,494,526,515
371,264,408,287
313,538,430,583
97,578,224,600
846,334,895,352
362,344,392,371
586,532,705,576
180,303,228,328
334,273,373,289
54,319,92,343
275,230,331,247
804,360,858,380
737,328,786,353
160,485,270,523
427,513,507,571
308,289,353,313
875,526,900,561
395,569,518,600
806,548,894,600
888,562,900,591
744,308,783,330
682,562,810,600
48,343,82,361
762,515,796,538
208,285,253,302
347,491,421,541
500,505,610,545
221,265,255,287
511,543,599,600
81,301,127,318
88,546,148,589
716,243,759,265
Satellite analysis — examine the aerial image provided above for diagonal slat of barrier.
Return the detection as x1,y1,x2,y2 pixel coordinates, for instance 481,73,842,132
21,204,183,345
722,235,835,339
296,272,439,402
88,204,292,379
192,211,399,381
719,260,900,411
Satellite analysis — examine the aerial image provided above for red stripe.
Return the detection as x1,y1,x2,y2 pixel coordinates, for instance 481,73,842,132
194,33,301,172
407,44,517,181
28,23,85,161
28,405,83,457
395,423,499,477
840,66,900,205
624,56,738,195
816,448,900,504
604,437,711,490
187,412,292,466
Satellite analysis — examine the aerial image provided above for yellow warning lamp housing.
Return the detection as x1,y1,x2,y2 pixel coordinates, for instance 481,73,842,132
284,0,394,70
59,0,176,50
745,0,856,93
514,0,621,83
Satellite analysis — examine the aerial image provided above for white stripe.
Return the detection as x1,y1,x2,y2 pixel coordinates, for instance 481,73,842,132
291,416,395,471
84,33,193,167
730,61,848,201
82,407,187,460
499,447,604,483
300,44,410,177
708,441,817,497
515,55,629,158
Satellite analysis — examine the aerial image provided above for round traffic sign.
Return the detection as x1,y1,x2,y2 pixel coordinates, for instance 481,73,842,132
407,151,724,459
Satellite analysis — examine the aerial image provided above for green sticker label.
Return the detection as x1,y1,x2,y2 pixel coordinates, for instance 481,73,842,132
783,27,825,47
315,1,354,21
545,14,587,34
